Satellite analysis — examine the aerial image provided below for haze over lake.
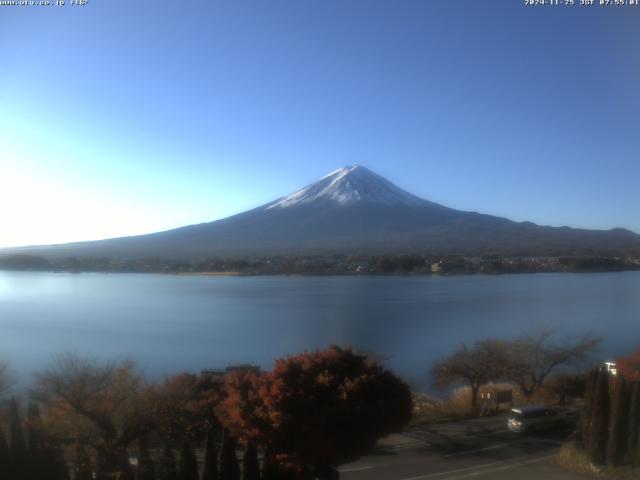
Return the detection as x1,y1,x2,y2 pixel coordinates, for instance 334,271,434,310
1,271,638,391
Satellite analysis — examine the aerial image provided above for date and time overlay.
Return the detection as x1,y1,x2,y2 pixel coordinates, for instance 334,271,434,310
526,0,640,5
1,0,640,7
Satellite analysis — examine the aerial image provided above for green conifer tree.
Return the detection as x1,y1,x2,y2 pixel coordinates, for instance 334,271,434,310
9,397,26,452
8,397,27,478
26,402,50,480
0,428,9,478
137,437,157,480
607,375,628,466
580,369,598,447
180,440,200,480
26,403,44,452
219,430,240,480
158,442,179,480
259,454,277,480
587,369,610,465
95,450,113,480
201,428,219,480
47,447,71,480
242,443,260,480
73,444,94,480
626,382,640,466
0,428,7,451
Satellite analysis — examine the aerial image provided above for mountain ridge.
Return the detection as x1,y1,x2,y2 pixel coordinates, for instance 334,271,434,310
2,166,640,260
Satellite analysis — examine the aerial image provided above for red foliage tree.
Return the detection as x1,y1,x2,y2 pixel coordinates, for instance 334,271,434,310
616,349,640,382
215,369,271,445
257,346,413,476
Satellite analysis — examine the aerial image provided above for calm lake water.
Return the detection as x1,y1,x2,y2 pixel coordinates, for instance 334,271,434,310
0,271,638,390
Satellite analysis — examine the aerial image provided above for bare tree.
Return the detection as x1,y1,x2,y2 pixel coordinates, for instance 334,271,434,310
31,353,154,478
504,331,600,398
432,340,510,410
545,373,588,405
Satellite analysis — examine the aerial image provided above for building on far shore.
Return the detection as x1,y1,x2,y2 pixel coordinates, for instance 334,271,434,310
201,364,261,378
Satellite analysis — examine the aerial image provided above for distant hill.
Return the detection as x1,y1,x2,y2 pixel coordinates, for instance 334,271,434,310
4,166,640,260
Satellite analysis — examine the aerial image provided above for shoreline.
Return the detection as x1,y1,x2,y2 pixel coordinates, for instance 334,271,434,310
180,271,252,277
1,267,639,277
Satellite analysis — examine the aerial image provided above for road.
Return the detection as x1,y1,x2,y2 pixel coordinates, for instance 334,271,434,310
339,414,592,480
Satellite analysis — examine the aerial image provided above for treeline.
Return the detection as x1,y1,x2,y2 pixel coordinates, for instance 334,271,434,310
1,253,638,275
0,346,413,480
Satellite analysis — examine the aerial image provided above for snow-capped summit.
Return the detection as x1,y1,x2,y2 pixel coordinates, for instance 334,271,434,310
265,165,427,209
6,165,640,259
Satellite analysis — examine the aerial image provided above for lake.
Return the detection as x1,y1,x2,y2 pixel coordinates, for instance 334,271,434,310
0,271,638,391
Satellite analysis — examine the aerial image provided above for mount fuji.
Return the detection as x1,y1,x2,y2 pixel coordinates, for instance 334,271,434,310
5,166,640,259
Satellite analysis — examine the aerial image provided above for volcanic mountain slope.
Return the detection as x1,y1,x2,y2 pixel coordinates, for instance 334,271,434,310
6,166,640,259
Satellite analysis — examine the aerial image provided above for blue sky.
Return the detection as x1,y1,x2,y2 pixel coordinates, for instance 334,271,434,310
1,1,639,247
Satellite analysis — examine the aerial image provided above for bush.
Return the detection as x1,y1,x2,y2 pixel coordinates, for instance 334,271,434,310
257,346,413,475
556,441,640,479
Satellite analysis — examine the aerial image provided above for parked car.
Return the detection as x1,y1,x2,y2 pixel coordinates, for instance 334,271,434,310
507,406,574,433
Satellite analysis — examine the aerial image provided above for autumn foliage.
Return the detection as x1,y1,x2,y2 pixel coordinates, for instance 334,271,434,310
220,346,413,475
216,369,270,445
0,346,412,479
616,348,640,382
